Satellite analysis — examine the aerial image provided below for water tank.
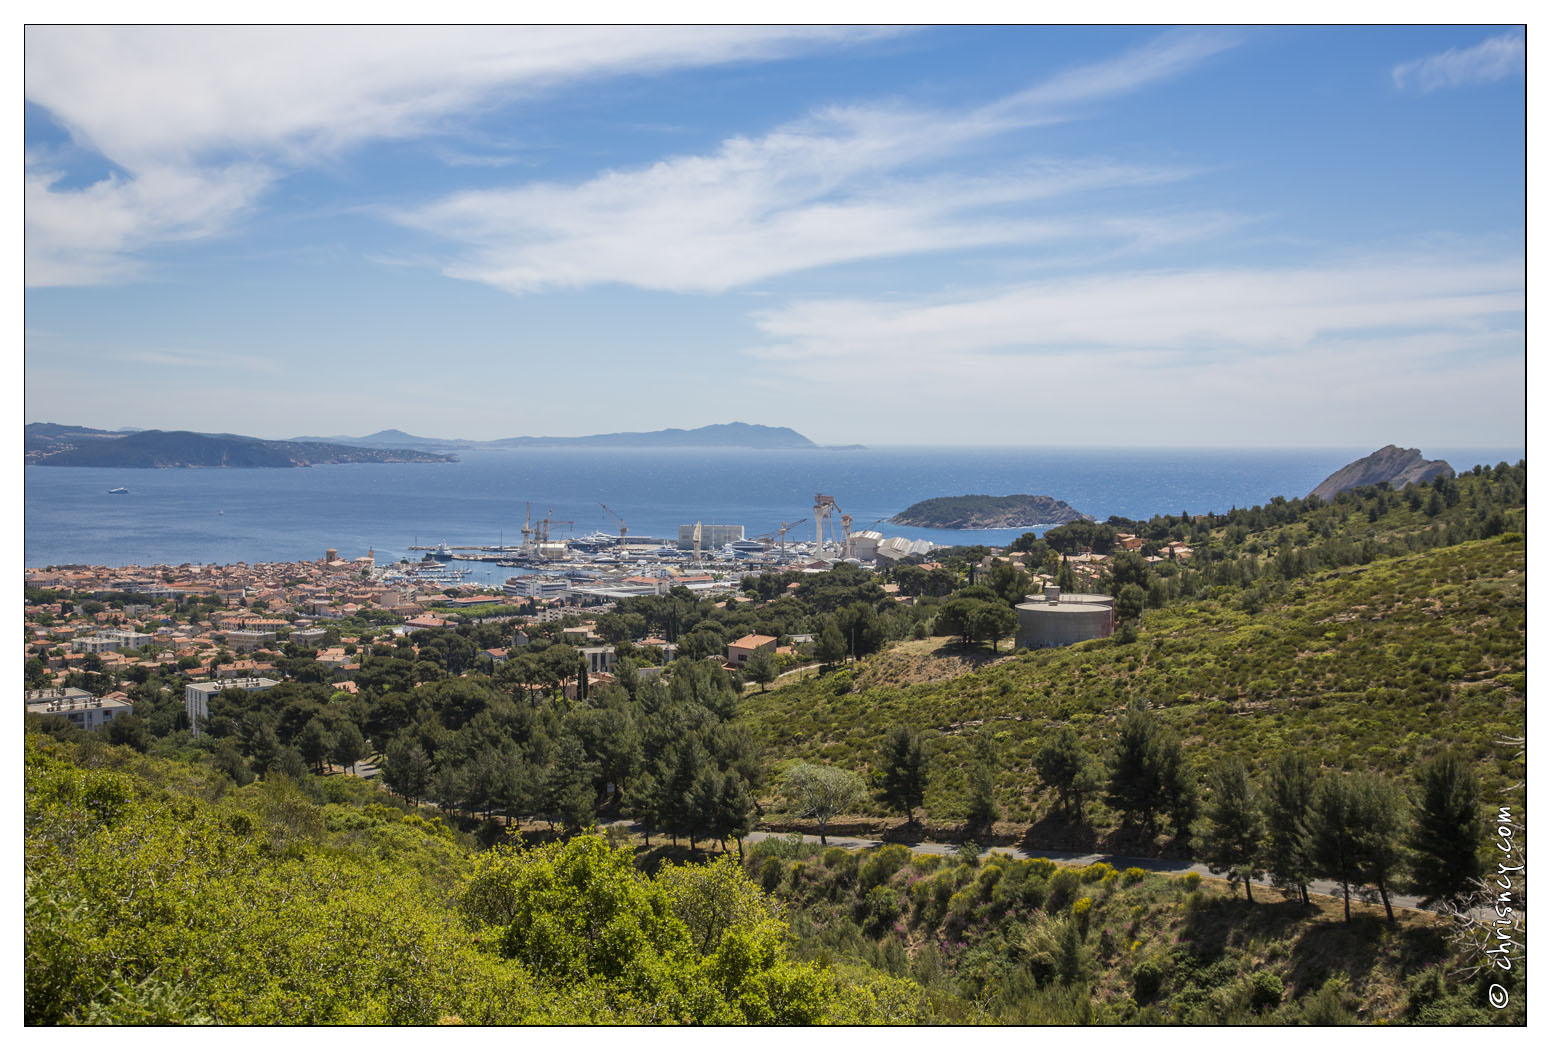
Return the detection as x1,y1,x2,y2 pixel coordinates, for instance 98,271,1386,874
1015,592,1115,649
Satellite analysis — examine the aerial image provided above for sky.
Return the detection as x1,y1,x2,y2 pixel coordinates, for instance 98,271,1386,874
21,24,1528,447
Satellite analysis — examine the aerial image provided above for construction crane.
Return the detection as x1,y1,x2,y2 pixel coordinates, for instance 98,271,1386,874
535,509,574,547
777,517,807,556
599,502,628,538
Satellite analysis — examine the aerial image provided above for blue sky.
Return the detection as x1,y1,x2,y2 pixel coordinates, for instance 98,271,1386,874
22,25,1526,447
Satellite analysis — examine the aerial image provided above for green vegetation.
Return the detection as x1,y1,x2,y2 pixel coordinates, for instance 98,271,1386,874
24,463,1525,1025
739,532,1525,841
24,734,903,1025
890,493,1091,529
743,838,1519,1024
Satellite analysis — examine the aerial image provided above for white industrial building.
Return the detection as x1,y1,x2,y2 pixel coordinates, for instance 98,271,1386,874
678,523,744,550
874,536,938,562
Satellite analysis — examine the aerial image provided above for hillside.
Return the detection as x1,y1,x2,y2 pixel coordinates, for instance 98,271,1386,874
1309,445,1453,502
23,735,909,1025
29,429,457,468
25,734,1512,1025
742,466,1526,840
891,494,1092,529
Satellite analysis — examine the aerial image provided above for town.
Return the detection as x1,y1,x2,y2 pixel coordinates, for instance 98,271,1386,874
23,506,1165,737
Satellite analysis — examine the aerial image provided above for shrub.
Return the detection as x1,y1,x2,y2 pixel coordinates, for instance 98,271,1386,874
1179,871,1202,891
759,857,784,892
1123,867,1147,885
1133,959,1164,1002
1079,861,1116,884
1045,868,1081,913
858,844,912,893
1300,976,1356,1025
1248,971,1283,1011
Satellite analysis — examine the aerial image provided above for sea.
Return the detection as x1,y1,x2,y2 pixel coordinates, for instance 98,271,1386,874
22,445,1524,579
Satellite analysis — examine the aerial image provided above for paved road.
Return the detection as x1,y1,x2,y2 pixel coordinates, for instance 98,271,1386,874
741,829,1429,914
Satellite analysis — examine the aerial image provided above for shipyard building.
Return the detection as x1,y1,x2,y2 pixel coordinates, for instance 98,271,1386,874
678,524,744,549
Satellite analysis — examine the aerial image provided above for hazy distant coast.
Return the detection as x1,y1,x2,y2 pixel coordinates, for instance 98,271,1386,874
25,421,858,468
290,421,858,452
27,427,456,469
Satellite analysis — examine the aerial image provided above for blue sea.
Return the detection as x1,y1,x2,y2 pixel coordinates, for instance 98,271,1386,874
22,445,1524,575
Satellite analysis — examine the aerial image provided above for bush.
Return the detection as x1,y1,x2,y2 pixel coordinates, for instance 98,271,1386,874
1123,867,1147,885
1179,871,1202,891
1300,976,1356,1025
1079,861,1115,884
1046,868,1081,913
1248,971,1283,1011
858,844,912,893
1133,959,1164,1002
759,857,784,892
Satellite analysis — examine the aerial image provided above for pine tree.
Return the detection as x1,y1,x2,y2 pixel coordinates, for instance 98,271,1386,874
879,726,929,826
1408,752,1484,907
1353,775,1405,922
1262,752,1316,904
1311,774,1363,923
1202,759,1265,902
1106,700,1191,839
1034,727,1100,822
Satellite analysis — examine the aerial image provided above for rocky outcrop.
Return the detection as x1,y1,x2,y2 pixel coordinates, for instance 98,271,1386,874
1309,445,1454,502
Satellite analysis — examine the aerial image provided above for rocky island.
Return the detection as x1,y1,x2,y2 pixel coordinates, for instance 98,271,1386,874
1308,445,1454,502
890,493,1093,529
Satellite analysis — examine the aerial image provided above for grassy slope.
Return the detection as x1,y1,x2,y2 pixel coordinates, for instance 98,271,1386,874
747,839,1516,1024
740,534,1526,830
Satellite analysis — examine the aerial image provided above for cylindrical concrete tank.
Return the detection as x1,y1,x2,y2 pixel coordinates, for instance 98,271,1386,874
1015,592,1115,649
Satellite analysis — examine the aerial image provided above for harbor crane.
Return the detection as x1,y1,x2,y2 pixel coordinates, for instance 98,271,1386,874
753,517,809,556
536,509,574,547
814,494,854,555
599,502,628,538
692,521,703,564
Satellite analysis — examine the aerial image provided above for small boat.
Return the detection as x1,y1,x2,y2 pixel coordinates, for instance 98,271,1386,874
107,487,129,494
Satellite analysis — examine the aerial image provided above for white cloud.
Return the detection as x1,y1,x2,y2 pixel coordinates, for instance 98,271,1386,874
735,253,1524,443
394,31,1238,295
746,255,1524,363
1392,31,1526,93
114,349,284,375
25,163,272,286
24,26,867,286
738,255,1526,443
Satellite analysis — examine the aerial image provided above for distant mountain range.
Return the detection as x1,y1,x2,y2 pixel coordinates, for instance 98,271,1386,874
288,422,847,451
26,426,456,468
26,421,847,468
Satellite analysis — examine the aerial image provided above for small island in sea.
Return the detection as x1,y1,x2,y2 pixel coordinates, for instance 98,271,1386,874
889,493,1093,529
